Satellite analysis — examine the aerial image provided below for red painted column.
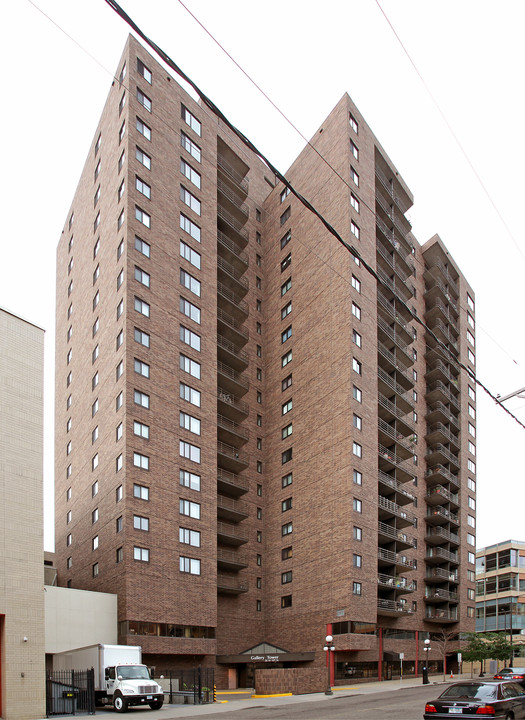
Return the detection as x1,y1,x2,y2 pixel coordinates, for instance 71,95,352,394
378,627,383,681
326,622,334,687
415,630,419,678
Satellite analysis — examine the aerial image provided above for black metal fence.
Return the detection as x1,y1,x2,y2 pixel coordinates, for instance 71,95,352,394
158,667,214,704
46,669,96,716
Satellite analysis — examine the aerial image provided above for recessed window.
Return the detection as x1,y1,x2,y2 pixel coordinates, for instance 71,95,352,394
353,497,362,513
282,522,293,536
119,92,126,115
135,206,151,229
133,420,150,439
282,497,292,512
116,546,123,562
134,297,150,319
349,112,358,133
92,507,99,524
282,472,293,488
181,131,201,163
180,239,201,269
352,358,362,375
136,117,151,141
116,454,123,472
281,277,292,296
133,483,149,500
92,535,99,551
280,186,291,203
181,104,202,135
350,140,359,160
353,526,362,541
118,150,125,172
91,453,99,470
92,426,99,444
353,442,362,457
280,207,291,226
467,293,475,311
92,398,98,416
282,423,293,439
133,514,149,531
280,230,291,249
353,469,362,485
180,411,201,436
180,158,201,189
180,353,201,379
137,58,152,83
134,389,150,408
282,399,293,415
281,326,292,343
351,167,359,186
282,448,293,464
353,553,362,568
281,301,292,319
180,325,201,352
352,330,362,348
180,499,200,519
351,302,361,320
136,176,151,199
136,147,151,170
180,213,201,242
180,382,201,407
179,440,201,464
281,253,291,272
92,317,99,337
180,469,201,491
133,452,149,470
134,358,150,378
352,581,362,595
353,385,362,403
353,414,362,430
134,546,150,563
179,527,201,547
180,296,201,324
281,570,292,584
137,88,151,112
282,374,292,391
134,327,150,348
180,185,201,216
116,422,123,441
180,556,200,575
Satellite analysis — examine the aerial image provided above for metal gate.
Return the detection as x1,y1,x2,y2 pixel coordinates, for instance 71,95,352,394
159,667,214,704
46,668,95,716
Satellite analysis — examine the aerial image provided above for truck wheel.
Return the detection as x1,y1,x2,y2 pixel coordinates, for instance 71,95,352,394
113,693,128,713
149,699,163,710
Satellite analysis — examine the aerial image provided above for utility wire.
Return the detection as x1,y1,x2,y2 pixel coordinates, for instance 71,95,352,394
103,0,525,432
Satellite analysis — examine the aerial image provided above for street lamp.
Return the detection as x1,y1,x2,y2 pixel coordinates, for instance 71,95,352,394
323,635,335,695
422,639,431,685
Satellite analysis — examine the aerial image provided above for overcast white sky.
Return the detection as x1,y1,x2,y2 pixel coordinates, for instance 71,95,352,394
3,0,525,551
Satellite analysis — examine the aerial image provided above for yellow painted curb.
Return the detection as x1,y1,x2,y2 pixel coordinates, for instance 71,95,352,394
333,686,359,691
251,693,293,698
216,691,251,695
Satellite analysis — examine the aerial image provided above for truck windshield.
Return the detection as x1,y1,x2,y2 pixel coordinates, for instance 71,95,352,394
117,666,151,680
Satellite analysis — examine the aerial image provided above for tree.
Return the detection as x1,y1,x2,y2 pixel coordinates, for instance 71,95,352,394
431,629,459,681
461,632,491,677
488,633,513,667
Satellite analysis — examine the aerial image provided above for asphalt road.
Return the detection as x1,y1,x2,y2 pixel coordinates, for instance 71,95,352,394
151,684,440,720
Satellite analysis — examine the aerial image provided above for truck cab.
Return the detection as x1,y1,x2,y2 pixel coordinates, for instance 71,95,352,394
104,664,164,712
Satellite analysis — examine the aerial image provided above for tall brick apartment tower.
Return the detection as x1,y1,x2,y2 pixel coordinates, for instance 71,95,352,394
55,35,477,686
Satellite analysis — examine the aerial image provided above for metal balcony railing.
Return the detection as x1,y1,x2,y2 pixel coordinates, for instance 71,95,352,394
217,155,249,193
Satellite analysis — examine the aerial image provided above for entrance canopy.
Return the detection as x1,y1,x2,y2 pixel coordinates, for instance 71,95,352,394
217,641,315,664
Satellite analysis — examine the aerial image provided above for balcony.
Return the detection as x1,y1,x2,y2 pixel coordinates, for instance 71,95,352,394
217,206,249,245
425,608,458,623
377,598,413,616
425,526,460,546
427,319,459,351
217,521,248,546
426,485,459,509
217,178,249,223
217,494,249,523
377,267,414,303
377,317,413,366
424,259,459,297
426,423,460,451
217,388,248,423
378,342,414,381
378,471,415,505
425,464,460,490
426,506,459,527
424,278,459,316
217,281,249,323
217,335,248,371
378,419,416,459
378,367,414,404
217,574,248,594
217,308,249,347
425,298,459,328
217,548,248,571
378,548,415,571
218,256,249,296
378,573,416,593
217,468,248,498
378,394,415,432
426,547,459,564
378,521,416,549
378,443,414,480
217,230,249,270
377,292,414,344
217,154,249,195
426,443,460,470
426,402,459,429
426,567,458,584
217,441,249,473
375,165,413,217
217,360,249,397
426,381,459,410
376,240,411,283
217,413,249,447
426,359,460,386
379,495,415,527
424,587,458,603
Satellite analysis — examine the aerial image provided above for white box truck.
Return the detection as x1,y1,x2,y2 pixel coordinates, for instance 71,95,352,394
53,644,164,712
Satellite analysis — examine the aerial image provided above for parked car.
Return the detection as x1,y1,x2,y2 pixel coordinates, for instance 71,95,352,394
423,680,525,719
494,668,525,685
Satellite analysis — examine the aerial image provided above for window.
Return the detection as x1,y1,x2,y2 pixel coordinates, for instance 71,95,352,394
136,176,151,199
117,180,125,202
351,274,361,292
282,423,293,439
135,235,151,258
115,453,123,472
179,527,201,547
92,398,98,417
256,322,262,335
353,414,362,431
66,533,72,546
180,325,201,351
281,570,292,584
134,328,150,348
467,533,476,546
133,420,150,439
281,301,292,320
134,390,150,408
134,546,150,562
351,302,361,320
136,117,151,141
350,140,359,160
133,515,149,532
349,112,358,133
257,461,262,474
257,530,262,543
468,422,476,438
282,498,292,512
180,240,201,269
116,422,123,441
351,167,359,186
180,353,201,379
468,404,476,419
353,469,362,485
282,399,293,415
468,385,476,401
135,206,151,229
180,556,201,575
179,270,201,298
282,472,293,489
281,277,292,296
133,452,149,470
136,147,151,170
180,185,201,215
468,313,475,329
180,213,201,242
117,269,124,290
281,253,291,272
282,374,292,391
353,442,362,457
281,595,292,608
352,330,362,347
92,562,99,577
119,92,126,115
468,551,475,564
467,293,475,311
282,448,293,464
257,345,262,357
180,469,201,491
137,58,152,83
282,522,293,536
179,440,201,464
66,509,72,524
181,131,201,162
352,358,362,375
133,483,149,501
353,582,362,595
134,358,150,378
180,296,201,324
468,459,476,473
180,158,201,189
280,207,291,226
117,209,125,230
468,514,475,528
137,88,151,112
257,414,262,427
180,411,201,435
281,326,292,343
92,317,99,337
468,477,476,492
92,426,99,444
180,382,201,407
353,385,362,403
91,453,99,470
181,104,202,135
180,499,201,519
118,150,125,172
468,440,476,455
92,507,99,524
282,351,293,369
280,230,291,250
134,296,150,317
467,329,475,346
116,299,124,319
353,526,362,541
256,368,262,381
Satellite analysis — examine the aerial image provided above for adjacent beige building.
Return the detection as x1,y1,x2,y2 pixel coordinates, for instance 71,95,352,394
0,308,45,720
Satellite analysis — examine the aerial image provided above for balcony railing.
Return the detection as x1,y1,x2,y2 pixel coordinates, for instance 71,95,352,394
426,402,459,428
217,361,249,391
217,335,248,365
217,230,249,266
217,154,249,193
424,277,459,314
378,471,415,502
217,206,249,241
378,548,415,569
217,413,249,441
425,526,460,544
378,573,416,591
426,506,459,524
377,316,413,357
426,485,459,506
217,468,249,495
425,259,459,296
217,574,248,594
217,178,249,219
426,568,458,582
217,441,249,466
378,521,416,548
426,381,460,409
217,388,249,416
426,443,460,468
375,166,412,216
424,587,458,602
425,608,458,622
217,256,249,290
379,495,416,524
426,547,458,563
377,598,413,614
378,395,414,426
217,308,249,341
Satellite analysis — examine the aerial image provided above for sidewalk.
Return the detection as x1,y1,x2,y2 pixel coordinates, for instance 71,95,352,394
140,672,471,718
